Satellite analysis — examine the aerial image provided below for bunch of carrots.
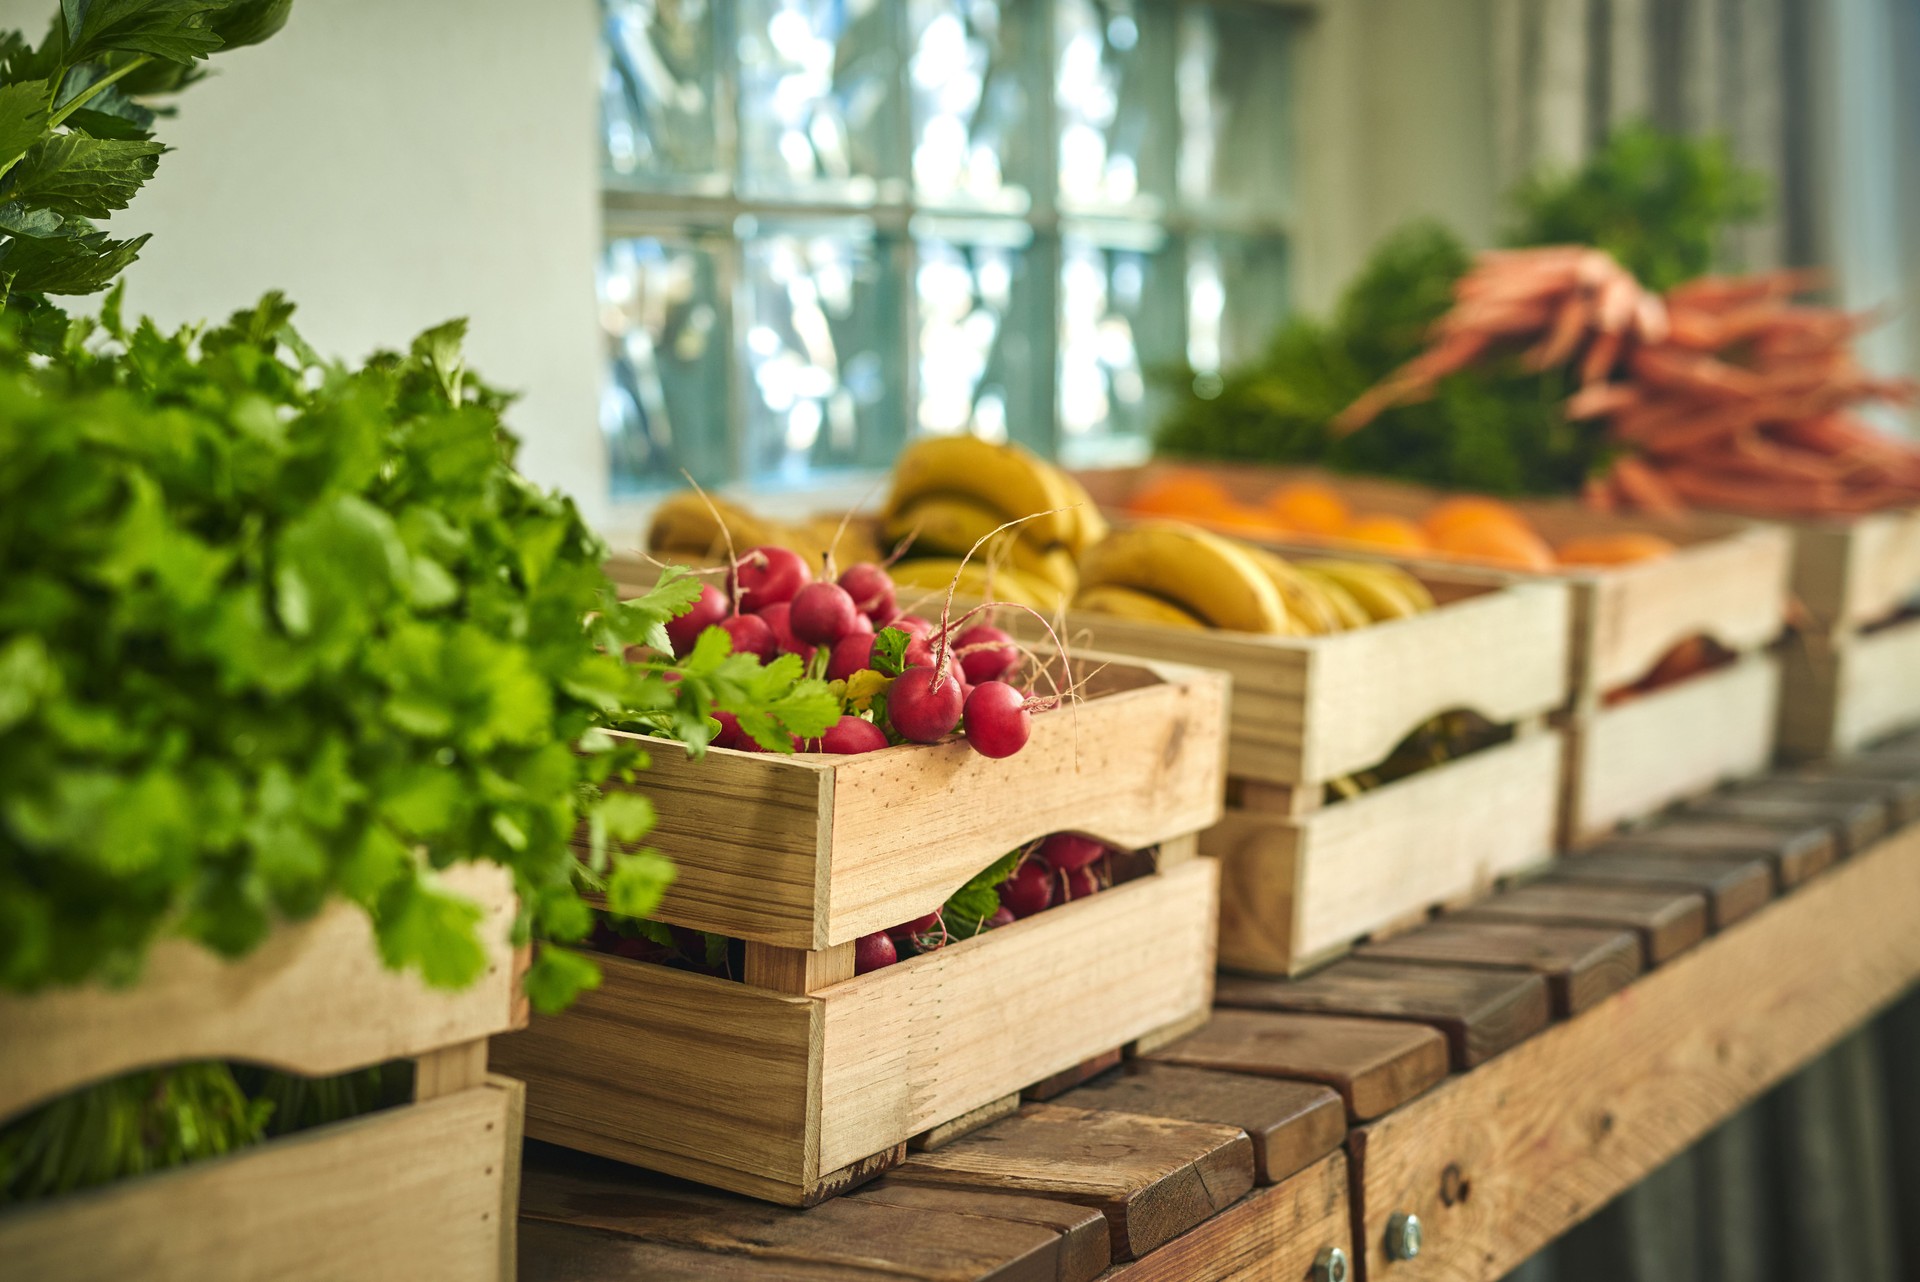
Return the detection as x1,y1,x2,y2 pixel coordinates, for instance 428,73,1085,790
1335,247,1920,518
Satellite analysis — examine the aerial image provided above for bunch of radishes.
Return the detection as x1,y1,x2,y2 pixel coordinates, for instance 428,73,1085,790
666,545,1048,760
852,832,1118,974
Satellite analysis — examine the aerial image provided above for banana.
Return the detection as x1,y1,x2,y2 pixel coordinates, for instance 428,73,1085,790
1294,566,1372,630
883,494,1080,596
1072,583,1208,629
889,557,1067,613
1240,545,1337,636
785,516,883,571
1297,559,1435,622
647,491,776,562
887,436,1076,548
1077,523,1289,634
1051,465,1111,556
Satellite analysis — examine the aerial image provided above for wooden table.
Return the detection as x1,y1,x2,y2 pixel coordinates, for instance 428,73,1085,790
517,757,1920,1282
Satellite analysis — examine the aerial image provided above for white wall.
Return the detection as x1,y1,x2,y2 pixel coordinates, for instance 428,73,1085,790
0,0,611,523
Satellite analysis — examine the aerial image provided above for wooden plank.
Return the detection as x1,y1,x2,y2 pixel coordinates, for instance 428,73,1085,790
1791,757,1920,823
1787,507,1920,631
851,1184,1112,1281
1357,918,1643,1017
517,1147,1107,1282
1146,1009,1448,1121
1065,1062,1346,1185
1455,883,1709,967
1544,852,1775,931
1595,818,1837,887
1216,961,1551,1070
1732,773,1915,828
1682,792,1887,858
816,860,1217,1173
0,864,520,1122
1567,654,1780,839
743,941,855,995
415,1040,490,1101
1209,734,1563,975
886,1102,1256,1261
1,1085,512,1282
912,1093,1021,1152
1102,1151,1352,1282
1024,1050,1125,1103
1349,819,1920,1282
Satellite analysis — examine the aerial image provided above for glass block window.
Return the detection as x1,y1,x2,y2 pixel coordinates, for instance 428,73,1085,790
599,0,1299,497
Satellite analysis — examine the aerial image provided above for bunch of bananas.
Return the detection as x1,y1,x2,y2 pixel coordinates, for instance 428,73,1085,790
647,492,880,571
1070,522,1435,635
880,436,1107,613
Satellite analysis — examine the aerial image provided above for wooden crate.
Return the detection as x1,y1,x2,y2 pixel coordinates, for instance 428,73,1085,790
1778,507,1920,759
0,865,527,1282
492,855,1220,1206
592,655,1229,950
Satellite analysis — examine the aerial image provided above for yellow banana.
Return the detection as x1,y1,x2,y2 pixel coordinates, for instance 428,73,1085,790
889,557,1067,613
783,516,883,571
1077,523,1289,634
1073,583,1208,629
1298,559,1435,622
883,494,1079,595
1051,464,1111,556
1294,566,1372,630
646,491,776,562
887,436,1076,548
1240,545,1336,636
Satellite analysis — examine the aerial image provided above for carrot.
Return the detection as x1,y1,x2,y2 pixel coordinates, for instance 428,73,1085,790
1524,293,1595,370
1609,454,1685,517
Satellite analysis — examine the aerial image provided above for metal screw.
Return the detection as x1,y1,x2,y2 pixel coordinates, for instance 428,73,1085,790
1313,1245,1350,1282
1386,1211,1424,1261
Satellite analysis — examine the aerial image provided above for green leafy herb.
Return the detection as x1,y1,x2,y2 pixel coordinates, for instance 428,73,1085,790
941,848,1023,935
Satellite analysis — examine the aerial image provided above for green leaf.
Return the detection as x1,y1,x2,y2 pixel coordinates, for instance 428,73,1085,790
607,849,674,918
8,133,164,217
0,634,57,732
598,790,655,845
374,875,488,990
0,80,52,172
1,225,149,296
210,0,292,48
65,0,229,63
871,626,909,677
524,946,601,1016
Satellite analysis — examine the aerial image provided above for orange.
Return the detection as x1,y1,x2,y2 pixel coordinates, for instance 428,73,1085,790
1341,513,1431,552
1431,519,1557,571
1128,472,1236,520
1208,504,1290,539
1266,482,1351,536
1421,496,1534,543
1553,533,1678,566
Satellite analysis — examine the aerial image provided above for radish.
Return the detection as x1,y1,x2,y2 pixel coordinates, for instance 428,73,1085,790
1058,865,1100,901
962,681,1030,758
718,612,776,661
710,709,745,749
955,623,1019,683
846,610,874,637
998,859,1054,918
790,581,858,646
839,563,896,623
820,715,889,754
902,634,936,669
888,614,935,639
755,602,814,659
1038,833,1105,872
854,931,897,974
666,583,730,657
982,906,1015,929
889,665,965,743
826,633,877,681
895,910,941,936
734,545,810,612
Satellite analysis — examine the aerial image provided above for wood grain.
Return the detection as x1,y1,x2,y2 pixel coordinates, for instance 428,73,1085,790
1146,1009,1448,1121
850,1183,1112,1282
1065,1062,1345,1185
1350,819,1920,1282
1102,1150,1353,1282
887,1103,1255,1261
1682,791,1886,857
0,864,520,1122
743,941,855,994
1456,883,1708,967
1358,918,1642,1017
1023,1049,1124,1103
1597,818,1836,887
1216,961,1551,1069
1545,852,1774,931
0,1082,514,1282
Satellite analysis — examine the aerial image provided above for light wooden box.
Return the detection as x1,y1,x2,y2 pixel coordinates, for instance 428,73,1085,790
493,855,1218,1206
0,866,527,1282
1778,508,1920,759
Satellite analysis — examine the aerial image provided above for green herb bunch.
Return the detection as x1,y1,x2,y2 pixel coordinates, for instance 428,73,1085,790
0,290,837,1014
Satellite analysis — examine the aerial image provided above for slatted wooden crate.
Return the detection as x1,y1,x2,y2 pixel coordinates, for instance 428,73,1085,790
1078,463,1791,845
0,865,527,1282
1778,508,1920,759
493,655,1229,1205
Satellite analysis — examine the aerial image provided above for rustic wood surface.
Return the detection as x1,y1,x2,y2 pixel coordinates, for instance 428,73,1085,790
1022,1050,1124,1103
1790,758,1920,822
1066,1062,1345,1186
1357,918,1642,1017
1682,791,1886,857
1216,960,1551,1069
1784,506,1920,631
1778,621,1920,761
1735,773,1917,826
1542,851,1774,931
1598,817,1837,886
1456,882,1708,966
1146,1008,1449,1120
885,1103,1255,1261
1101,1151,1353,1282
1349,817,1920,1282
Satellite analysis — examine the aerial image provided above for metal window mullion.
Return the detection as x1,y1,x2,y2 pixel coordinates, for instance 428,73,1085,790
1032,0,1063,462
717,0,747,485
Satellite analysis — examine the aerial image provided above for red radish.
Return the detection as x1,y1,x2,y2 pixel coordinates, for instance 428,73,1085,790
903,634,936,669
846,611,874,637
955,623,1019,683
854,931,897,974
895,910,942,936
665,583,730,657
756,602,814,659
734,545,810,612
839,563,897,623
790,581,858,645
820,715,889,754
998,859,1054,918
826,633,877,681
719,612,776,662
889,665,965,743
710,710,745,749
1058,865,1100,901
963,681,1030,759
1039,833,1105,872
888,614,935,639
984,906,1015,929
